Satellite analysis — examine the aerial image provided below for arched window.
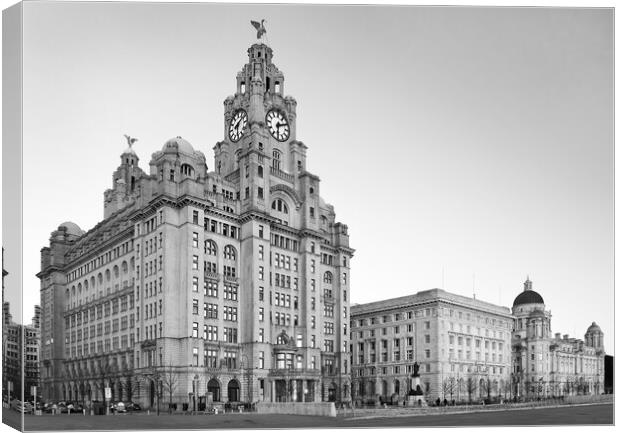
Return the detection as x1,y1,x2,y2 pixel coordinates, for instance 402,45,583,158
181,164,194,177
208,379,220,402
90,277,95,288
227,379,240,402
122,261,128,274
271,199,289,214
98,273,103,285
223,245,237,261
105,269,111,281
272,150,281,170
205,240,217,256
113,265,120,279
323,271,333,284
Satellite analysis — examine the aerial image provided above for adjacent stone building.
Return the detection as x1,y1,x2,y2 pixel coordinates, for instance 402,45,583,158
37,38,353,408
350,289,513,404
2,301,41,402
511,279,605,398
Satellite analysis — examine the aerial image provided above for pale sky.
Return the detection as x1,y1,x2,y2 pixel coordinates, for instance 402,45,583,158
5,3,614,353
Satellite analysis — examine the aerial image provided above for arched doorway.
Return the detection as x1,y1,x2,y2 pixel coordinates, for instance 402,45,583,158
208,379,220,402
394,379,400,396
328,382,337,402
227,379,240,402
382,380,388,397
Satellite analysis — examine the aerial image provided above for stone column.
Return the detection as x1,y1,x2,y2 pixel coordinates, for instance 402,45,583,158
271,380,275,403
302,380,307,402
292,380,297,402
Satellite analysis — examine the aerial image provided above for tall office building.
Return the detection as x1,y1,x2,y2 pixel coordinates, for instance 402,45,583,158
38,37,353,407
350,289,513,404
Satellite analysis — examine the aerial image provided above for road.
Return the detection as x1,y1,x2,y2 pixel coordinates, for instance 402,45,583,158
1,403,613,431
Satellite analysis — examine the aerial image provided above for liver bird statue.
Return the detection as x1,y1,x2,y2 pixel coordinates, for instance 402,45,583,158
123,134,138,148
251,19,267,40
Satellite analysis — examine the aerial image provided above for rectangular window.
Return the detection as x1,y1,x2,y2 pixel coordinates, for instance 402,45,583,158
192,232,199,248
192,255,199,270
192,322,199,338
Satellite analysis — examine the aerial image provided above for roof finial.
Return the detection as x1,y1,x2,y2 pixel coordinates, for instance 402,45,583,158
123,134,138,149
524,277,533,291
251,19,267,40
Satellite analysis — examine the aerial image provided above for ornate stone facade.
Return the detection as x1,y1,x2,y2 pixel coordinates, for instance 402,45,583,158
37,40,353,408
511,279,605,398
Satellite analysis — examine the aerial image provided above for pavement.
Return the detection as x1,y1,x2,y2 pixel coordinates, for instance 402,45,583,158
1,402,613,431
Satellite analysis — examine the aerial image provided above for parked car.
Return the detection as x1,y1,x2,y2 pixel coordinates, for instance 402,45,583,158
42,402,58,413
112,401,126,413
10,400,33,414
125,402,141,412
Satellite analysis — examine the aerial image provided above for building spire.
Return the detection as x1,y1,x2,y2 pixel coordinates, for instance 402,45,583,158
524,276,533,291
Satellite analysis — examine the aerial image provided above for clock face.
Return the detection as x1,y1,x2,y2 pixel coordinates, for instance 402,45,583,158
266,109,290,141
228,110,248,142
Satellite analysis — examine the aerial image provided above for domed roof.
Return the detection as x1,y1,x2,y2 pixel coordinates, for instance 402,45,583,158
162,136,195,155
587,322,602,333
58,221,84,237
513,289,545,307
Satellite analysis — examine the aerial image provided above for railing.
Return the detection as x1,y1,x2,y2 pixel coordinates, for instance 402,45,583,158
270,167,294,183
224,275,239,284
204,271,220,280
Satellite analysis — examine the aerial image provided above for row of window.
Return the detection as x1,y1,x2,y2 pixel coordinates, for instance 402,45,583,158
65,295,135,327
203,216,239,239
67,240,134,283
65,335,134,358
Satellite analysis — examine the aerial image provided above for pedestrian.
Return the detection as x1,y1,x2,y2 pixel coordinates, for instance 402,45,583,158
443,398,448,406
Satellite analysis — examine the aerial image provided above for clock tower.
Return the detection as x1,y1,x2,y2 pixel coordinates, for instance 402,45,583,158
211,32,355,404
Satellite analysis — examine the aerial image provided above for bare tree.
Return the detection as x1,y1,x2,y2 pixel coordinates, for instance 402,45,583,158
442,377,457,401
160,364,179,414
465,375,478,403
120,375,141,402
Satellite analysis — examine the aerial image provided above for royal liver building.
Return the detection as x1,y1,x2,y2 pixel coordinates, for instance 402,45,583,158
38,31,354,409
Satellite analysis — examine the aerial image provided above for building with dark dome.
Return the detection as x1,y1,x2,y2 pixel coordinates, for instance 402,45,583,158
511,278,604,399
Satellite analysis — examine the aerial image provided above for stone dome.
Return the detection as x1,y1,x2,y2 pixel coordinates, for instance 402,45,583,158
162,136,195,155
513,289,544,307
587,322,602,333
58,221,84,237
